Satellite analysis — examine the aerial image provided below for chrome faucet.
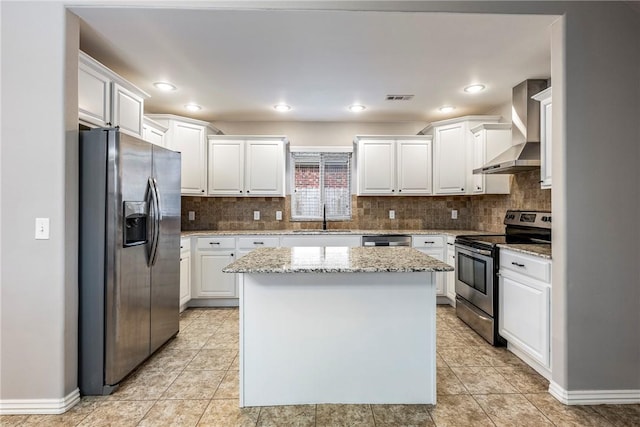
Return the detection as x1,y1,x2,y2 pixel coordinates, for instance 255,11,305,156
322,204,327,230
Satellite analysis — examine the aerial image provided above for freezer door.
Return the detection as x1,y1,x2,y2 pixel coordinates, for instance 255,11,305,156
149,145,181,353
104,132,152,385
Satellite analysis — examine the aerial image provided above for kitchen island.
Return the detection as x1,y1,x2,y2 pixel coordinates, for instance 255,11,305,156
223,246,452,407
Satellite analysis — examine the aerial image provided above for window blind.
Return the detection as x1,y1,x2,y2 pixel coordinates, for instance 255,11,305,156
291,152,351,221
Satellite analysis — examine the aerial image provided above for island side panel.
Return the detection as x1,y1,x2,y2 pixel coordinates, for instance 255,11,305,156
238,272,436,407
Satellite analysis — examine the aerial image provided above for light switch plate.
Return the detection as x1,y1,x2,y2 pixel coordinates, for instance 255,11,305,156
389,210,395,220
276,211,283,221
254,211,260,220
35,217,50,240
188,211,195,221
451,209,458,219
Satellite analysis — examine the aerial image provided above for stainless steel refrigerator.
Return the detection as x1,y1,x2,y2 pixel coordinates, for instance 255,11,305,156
79,127,181,395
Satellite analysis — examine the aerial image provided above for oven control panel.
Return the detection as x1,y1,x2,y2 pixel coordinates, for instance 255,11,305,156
504,210,551,229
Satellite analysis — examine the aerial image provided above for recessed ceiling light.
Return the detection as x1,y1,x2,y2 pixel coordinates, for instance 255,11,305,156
153,82,176,91
348,104,366,112
274,104,291,112
464,84,486,93
184,103,201,112
439,106,456,113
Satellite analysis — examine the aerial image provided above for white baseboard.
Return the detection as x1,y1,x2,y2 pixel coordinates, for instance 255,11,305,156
0,388,80,415
549,381,640,405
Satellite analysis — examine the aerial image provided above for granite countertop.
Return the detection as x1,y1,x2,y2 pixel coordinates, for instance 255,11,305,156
222,246,454,274
182,229,490,237
497,243,552,259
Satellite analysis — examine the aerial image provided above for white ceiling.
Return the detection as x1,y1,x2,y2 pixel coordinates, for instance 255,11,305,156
74,8,556,123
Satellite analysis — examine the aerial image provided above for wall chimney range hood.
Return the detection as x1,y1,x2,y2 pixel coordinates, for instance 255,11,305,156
474,79,548,174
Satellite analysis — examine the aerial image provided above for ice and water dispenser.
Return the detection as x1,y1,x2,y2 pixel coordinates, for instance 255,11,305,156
123,201,147,246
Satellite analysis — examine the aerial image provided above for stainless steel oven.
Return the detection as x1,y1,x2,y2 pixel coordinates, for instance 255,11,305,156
454,210,551,346
455,245,494,316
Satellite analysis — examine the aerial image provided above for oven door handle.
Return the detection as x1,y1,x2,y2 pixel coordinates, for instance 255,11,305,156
457,246,492,256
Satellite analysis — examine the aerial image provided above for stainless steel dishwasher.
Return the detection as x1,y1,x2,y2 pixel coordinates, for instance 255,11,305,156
361,235,412,247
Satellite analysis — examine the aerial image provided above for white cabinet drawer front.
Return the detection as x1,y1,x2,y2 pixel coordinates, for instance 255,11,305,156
500,250,551,282
197,237,236,249
180,238,191,254
412,235,445,248
237,237,280,249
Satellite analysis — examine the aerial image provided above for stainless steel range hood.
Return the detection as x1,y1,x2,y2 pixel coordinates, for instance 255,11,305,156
474,79,548,174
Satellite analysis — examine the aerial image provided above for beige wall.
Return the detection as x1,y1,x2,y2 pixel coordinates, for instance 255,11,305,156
212,121,428,146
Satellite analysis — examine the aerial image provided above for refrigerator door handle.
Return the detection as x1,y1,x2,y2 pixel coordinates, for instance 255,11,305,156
147,177,161,266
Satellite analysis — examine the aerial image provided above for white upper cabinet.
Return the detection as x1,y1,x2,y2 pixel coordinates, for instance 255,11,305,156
433,123,467,194
78,57,111,127
208,139,245,195
245,139,285,196
148,114,218,195
470,123,512,194
397,140,433,194
532,87,552,189
111,83,144,137
142,116,168,148
355,136,432,196
357,139,396,195
423,115,501,195
208,136,287,197
78,51,148,138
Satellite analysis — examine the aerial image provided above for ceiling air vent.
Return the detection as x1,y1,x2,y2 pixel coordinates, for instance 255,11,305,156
385,94,414,101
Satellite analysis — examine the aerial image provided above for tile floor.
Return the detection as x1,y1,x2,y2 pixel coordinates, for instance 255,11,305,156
2,305,640,426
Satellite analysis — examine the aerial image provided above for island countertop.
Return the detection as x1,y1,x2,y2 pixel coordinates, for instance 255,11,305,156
223,246,454,274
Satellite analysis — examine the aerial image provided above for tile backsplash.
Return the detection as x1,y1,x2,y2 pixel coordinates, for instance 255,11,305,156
181,169,550,232
470,169,552,232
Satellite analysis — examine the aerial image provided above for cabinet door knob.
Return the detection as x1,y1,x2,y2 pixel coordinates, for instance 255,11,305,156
391,189,395,192
246,190,250,194
511,262,526,268
398,189,402,192
461,188,464,191
201,189,205,193
240,190,243,193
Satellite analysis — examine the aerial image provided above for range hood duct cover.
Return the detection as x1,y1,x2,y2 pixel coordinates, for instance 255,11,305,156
475,79,548,175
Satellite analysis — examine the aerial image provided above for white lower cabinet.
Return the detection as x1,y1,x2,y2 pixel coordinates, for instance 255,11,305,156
194,237,237,298
445,236,456,303
412,235,447,299
179,238,191,311
499,249,552,378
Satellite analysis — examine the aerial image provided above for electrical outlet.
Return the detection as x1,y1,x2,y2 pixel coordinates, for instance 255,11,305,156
35,217,50,240
389,210,395,220
254,211,260,220
451,209,458,219
188,211,195,221
276,211,283,221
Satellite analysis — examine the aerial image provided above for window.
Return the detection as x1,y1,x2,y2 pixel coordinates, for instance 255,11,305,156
291,152,352,220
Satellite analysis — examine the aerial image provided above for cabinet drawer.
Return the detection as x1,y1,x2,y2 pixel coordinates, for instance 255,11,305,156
412,235,445,248
237,237,280,249
180,237,190,254
500,250,551,283
196,237,236,250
